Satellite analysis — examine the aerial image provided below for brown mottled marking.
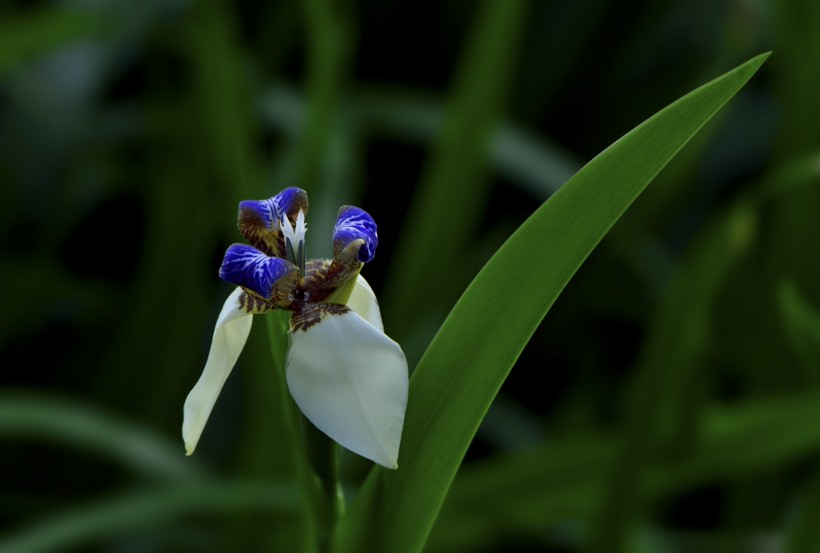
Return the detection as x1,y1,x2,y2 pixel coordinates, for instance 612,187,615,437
291,303,350,332
234,256,359,315
238,208,285,258
302,258,362,303
239,290,276,314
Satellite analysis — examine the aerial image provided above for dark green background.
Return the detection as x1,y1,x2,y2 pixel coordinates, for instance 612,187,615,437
2,0,819,551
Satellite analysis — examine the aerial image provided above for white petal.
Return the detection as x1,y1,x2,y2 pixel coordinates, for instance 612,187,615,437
286,308,408,469
182,288,253,455
346,275,384,332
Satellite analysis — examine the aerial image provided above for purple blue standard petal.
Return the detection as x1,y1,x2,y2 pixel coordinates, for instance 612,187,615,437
238,198,277,229
271,187,309,223
219,244,297,298
239,187,309,229
333,206,378,263
238,188,308,258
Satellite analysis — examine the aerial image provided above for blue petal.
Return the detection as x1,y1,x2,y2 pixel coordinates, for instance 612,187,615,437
219,244,297,298
272,187,308,221
333,206,378,263
238,188,308,258
239,198,277,229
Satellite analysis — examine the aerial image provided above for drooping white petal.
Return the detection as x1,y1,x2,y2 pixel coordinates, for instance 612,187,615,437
182,288,253,455
286,308,408,469
345,275,384,332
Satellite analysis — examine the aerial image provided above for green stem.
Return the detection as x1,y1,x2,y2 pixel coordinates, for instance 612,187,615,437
303,415,346,551
259,313,317,552
267,312,345,550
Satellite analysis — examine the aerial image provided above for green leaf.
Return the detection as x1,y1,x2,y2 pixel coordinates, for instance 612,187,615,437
584,198,758,553
187,0,263,206
0,481,300,553
346,90,580,198
381,0,530,343
0,9,104,75
773,0,820,155
0,394,196,480
332,53,769,553
777,279,820,382
429,436,612,552
427,392,820,552
262,86,580,200
783,466,820,553
437,152,819,552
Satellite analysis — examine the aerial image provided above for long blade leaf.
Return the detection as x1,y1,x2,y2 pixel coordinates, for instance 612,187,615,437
333,53,769,553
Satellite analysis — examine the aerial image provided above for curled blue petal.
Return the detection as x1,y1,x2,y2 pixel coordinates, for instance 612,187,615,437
333,206,378,263
239,198,277,230
239,187,308,228
272,187,308,222
219,244,297,298
238,188,308,258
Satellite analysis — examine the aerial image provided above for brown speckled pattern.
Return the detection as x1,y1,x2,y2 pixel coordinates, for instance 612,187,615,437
291,303,350,332
236,257,361,320
302,259,362,303
238,209,286,259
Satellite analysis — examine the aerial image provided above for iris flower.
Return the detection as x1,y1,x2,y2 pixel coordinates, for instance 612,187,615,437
182,187,408,469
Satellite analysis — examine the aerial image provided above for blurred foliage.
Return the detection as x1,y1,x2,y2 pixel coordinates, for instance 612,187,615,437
0,1,818,552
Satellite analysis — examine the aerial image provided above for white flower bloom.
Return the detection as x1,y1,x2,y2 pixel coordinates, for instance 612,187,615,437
182,188,407,469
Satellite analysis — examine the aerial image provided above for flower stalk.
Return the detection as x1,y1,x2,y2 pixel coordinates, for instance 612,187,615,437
267,312,343,551
303,413,346,522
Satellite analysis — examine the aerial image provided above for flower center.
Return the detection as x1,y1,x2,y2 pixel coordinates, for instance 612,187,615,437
281,209,307,273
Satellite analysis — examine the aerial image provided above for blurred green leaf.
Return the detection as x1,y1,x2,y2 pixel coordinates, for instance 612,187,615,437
784,465,820,553
777,280,820,382
492,124,579,197
0,8,103,75
652,392,820,491
586,199,757,552
0,394,196,480
382,0,530,342
587,149,820,553
430,436,611,552
347,90,580,198
333,53,769,553
93,162,214,424
187,0,262,206
262,87,579,201
0,256,114,352
292,0,351,192
0,481,300,553
516,0,614,113
764,1,820,423
429,391,820,552
774,0,820,156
